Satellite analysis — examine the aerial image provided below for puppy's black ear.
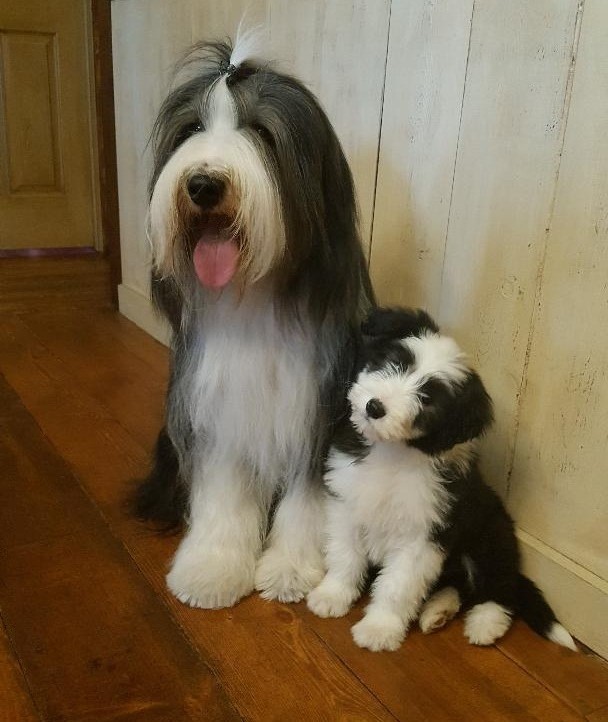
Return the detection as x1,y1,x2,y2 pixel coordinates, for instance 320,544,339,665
362,306,439,339
411,371,494,455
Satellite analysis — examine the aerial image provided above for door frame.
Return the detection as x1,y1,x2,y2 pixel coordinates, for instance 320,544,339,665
91,0,121,304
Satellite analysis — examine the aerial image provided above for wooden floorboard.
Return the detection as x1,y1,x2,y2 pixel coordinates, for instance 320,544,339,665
497,624,608,716
0,256,113,314
19,310,169,450
0,377,239,722
0,290,607,720
297,603,584,722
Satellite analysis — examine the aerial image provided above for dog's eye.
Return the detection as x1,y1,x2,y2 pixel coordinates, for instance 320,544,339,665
419,393,432,406
175,122,203,147
252,124,274,146
186,122,203,135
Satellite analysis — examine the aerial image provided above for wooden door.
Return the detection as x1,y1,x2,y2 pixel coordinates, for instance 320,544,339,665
0,0,98,250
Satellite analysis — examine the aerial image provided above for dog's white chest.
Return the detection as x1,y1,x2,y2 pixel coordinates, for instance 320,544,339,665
326,443,449,563
188,288,318,481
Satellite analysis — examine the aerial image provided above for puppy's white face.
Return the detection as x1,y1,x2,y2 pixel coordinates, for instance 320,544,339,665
348,332,469,443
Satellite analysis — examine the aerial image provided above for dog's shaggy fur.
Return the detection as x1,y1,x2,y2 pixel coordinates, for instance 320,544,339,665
307,307,576,652
132,35,374,608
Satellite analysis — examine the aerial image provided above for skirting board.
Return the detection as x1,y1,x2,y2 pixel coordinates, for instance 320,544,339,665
518,530,608,658
118,283,170,346
117,284,607,659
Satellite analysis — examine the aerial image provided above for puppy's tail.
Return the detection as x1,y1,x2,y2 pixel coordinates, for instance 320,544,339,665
516,574,577,650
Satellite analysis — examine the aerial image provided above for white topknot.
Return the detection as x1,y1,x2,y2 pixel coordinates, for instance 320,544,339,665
230,18,268,69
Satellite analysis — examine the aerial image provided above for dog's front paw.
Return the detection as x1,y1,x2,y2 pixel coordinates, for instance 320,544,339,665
419,586,461,634
167,545,256,609
307,577,357,618
255,547,324,603
352,611,406,652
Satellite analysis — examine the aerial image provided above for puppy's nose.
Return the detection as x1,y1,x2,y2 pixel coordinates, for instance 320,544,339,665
187,174,224,209
366,398,386,419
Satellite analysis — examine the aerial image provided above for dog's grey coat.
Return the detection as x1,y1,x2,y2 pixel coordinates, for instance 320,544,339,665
133,39,374,608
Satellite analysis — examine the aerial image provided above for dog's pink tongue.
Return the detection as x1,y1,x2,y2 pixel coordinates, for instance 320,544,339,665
193,236,239,290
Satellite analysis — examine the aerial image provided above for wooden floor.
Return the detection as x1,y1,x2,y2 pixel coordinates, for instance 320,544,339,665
1,256,607,722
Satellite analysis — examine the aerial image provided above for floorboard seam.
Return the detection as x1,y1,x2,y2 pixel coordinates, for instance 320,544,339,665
496,642,589,717
108,538,245,721
0,613,46,722
302,623,400,721
13,313,160,462
587,703,608,721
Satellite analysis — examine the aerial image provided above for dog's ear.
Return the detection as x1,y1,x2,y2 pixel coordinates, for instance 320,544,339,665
362,307,439,340
411,371,494,455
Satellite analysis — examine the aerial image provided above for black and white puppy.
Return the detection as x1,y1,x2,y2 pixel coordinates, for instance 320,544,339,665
307,307,576,652
133,34,373,608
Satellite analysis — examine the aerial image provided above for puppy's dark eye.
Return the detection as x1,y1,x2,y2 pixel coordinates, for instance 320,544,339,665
419,379,446,406
252,123,274,146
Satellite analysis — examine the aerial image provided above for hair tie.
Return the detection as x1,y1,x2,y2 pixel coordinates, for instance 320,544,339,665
220,61,255,87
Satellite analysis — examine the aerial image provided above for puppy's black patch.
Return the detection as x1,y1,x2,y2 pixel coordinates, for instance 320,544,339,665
411,370,494,455
362,306,439,340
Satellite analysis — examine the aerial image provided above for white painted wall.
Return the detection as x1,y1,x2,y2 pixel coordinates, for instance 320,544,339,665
112,0,608,656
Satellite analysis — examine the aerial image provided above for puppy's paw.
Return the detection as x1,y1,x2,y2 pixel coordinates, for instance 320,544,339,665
419,586,461,634
255,547,324,603
464,602,512,645
167,546,255,609
351,611,406,652
307,578,357,618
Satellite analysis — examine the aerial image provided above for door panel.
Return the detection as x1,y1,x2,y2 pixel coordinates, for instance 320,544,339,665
0,0,97,249
2,31,62,193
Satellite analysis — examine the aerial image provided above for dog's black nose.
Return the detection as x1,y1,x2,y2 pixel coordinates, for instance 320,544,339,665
187,174,224,209
366,398,386,419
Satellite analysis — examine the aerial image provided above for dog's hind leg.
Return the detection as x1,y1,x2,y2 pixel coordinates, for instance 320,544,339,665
255,478,326,603
167,458,270,609
130,427,186,531
418,557,469,633
419,587,462,634
464,600,514,645
461,526,519,645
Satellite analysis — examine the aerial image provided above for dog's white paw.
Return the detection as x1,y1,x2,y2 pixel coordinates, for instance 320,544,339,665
419,586,461,634
255,547,324,603
351,611,406,652
167,546,256,609
307,577,357,618
464,601,512,645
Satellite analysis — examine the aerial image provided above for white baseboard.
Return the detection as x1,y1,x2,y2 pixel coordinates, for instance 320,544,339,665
517,529,608,658
117,283,170,346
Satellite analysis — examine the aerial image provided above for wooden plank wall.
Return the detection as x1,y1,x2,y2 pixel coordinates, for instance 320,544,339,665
111,0,608,656
506,0,608,656
370,0,606,656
